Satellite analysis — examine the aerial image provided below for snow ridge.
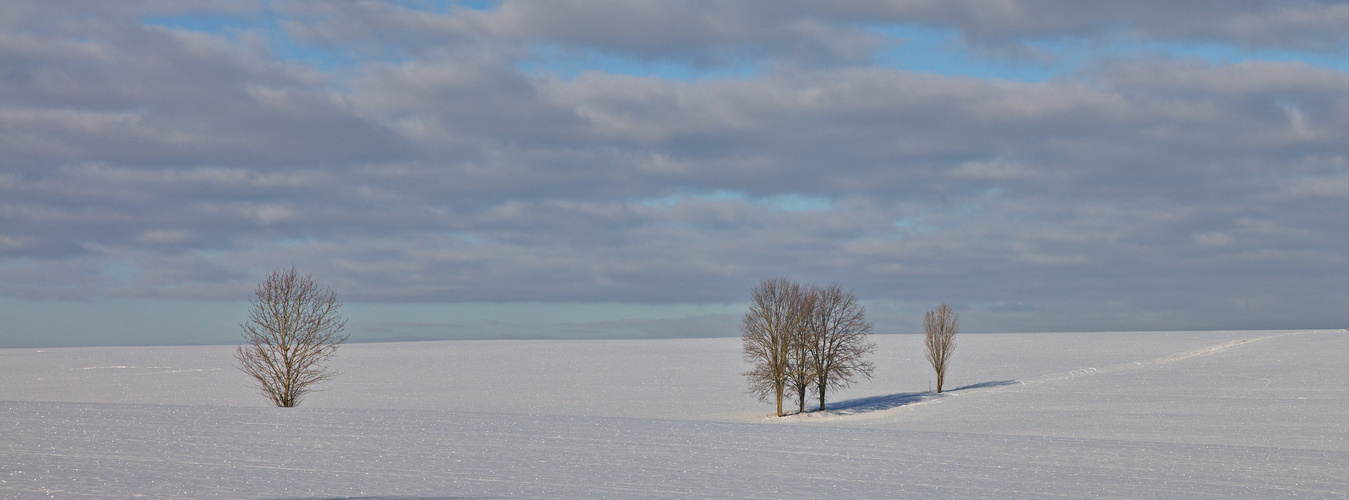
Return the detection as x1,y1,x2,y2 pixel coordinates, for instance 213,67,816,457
1021,331,1300,387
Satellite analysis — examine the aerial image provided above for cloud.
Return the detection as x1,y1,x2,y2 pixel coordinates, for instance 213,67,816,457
274,1,1349,69
799,0,1349,54
0,2,1344,335
949,159,1039,181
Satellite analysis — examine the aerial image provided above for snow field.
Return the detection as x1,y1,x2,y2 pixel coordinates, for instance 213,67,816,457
1,330,1345,498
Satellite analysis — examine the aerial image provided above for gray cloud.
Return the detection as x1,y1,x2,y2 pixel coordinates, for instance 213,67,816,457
840,0,1349,53
0,2,1344,334
276,1,1348,68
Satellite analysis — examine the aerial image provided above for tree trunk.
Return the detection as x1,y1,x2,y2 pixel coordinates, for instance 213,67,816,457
775,386,783,417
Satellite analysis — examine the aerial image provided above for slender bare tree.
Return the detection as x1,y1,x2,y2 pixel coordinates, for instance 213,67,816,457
741,278,810,417
923,303,958,393
235,267,348,407
786,287,818,415
809,284,876,410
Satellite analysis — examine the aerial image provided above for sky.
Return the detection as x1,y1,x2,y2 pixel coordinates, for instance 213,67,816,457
1,1,1346,348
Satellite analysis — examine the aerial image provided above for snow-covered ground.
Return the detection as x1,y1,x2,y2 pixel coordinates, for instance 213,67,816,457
2,330,1345,498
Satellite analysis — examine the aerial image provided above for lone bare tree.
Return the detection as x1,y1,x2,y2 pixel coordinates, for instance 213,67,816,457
741,278,811,417
235,267,348,407
808,284,876,410
923,303,958,393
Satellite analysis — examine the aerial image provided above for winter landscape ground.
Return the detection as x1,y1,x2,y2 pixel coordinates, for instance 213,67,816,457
1,329,1345,498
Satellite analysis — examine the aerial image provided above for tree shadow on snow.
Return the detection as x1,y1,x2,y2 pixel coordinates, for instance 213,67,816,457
822,380,1019,415
949,380,1021,391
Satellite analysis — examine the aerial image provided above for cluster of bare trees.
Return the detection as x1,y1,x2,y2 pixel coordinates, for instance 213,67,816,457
741,278,877,417
741,277,962,415
235,267,349,408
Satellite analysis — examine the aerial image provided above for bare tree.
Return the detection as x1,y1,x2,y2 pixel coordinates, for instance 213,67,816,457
235,267,348,407
923,303,958,393
809,284,876,410
786,287,818,415
741,278,810,417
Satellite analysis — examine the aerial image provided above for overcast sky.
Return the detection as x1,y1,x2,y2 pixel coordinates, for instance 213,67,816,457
1,1,1346,347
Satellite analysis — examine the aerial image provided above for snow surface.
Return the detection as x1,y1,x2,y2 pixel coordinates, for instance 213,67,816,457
2,330,1345,498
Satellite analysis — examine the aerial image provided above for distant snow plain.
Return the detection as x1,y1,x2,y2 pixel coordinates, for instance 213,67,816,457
2,329,1345,498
